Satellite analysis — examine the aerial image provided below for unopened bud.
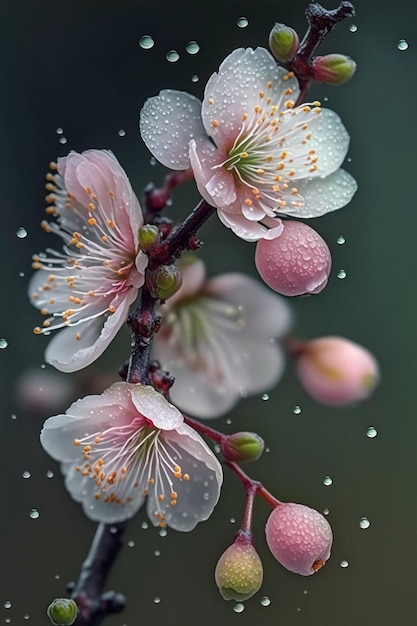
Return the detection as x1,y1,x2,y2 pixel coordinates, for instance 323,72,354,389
296,336,379,405
47,598,78,625
269,23,299,63
266,503,332,576
138,224,159,251
149,265,183,300
221,431,264,463
312,54,356,85
215,534,263,601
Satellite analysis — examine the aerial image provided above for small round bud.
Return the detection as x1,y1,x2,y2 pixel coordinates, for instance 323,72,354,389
255,221,331,297
265,503,332,576
221,432,265,463
269,23,299,63
47,598,78,625
312,54,357,85
138,224,159,251
215,535,263,601
149,265,183,300
296,336,379,405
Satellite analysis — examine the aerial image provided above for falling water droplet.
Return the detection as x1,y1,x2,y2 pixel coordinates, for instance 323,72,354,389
233,603,245,613
349,24,358,32
19,271,25,277
128,540,135,547
237,17,248,28
166,50,180,62
154,550,161,557
340,560,349,568
323,507,330,515
323,475,333,486
139,35,154,49
186,41,200,54
397,39,408,51
56,127,64,135
46,470,54,478
229,517,236,524
141,521,149,530
59,137,67,144
4,602,11,609
29,509,39,519
118,129,126,137
366,426,377,438
153,597,161,604
226,418,232,425
337,235,345,245
0,338,8,349
359,517,371,529
16,227,28,238
22,471,31,479
191,74,199,82
293,405,302,415
337,269,347,279
260,596,271,607
303,590,308,595
11,414,17,420
159,528,168,537
24,615,30,620
261,393,269,401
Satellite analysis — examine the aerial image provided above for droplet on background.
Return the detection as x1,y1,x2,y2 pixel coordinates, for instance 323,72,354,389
340,560,349,568
154,550,161,557
29,508,39,519
59,137,67,144
0,338,8,349
359,517,371,529
186,41,200,54
128,540,135,547
24,615,30,620
226,418,232,425
191,74,199,82
4,601,11,609
323,475,333,486
293,405,302,415
323,507,330,515
349,24,358,32
166,50,180,62
260,596,271,607
141,521,149,530
139,35,154,49
233,603,245,613
11,414,17,420
337,269,347,279
118,129,126,137
22,471,31,479
56,127,63,135
229,517,236,524
237,17,248,28
153,597,161,604
19,272,25,277
46,470,54,478
16,226,28,239
337,235,346,245
397,39,408,51
261,393,269,401
159,528,168,537
366,426,378,438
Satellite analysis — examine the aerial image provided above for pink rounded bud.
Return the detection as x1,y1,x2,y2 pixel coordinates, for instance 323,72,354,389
255,221,331,297
296,336,379,406
265,503,332,576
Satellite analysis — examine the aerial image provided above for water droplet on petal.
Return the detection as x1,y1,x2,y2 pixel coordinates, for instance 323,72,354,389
153,597,161,604
139,35,154,49
186,41,200,54
349,24,358,32
0,338,8,349
16,227,27,238
340,559,349,568
118,129,126,137
366,426,377,438
359,517,370,529
337,236,345,245
166,50,180,62
293,405,302,415
260,596,271,607
337,269,347,279
261,393,269,401
4,602,11,609
191,74,199,83
323,475,333,486
233,603,245,613
237,17,248,28
22,471,31,479
397,39,408,51
29,508,39,519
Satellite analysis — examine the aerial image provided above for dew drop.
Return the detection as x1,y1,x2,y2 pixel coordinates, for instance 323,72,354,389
46,470,54,478
56,127,63,135
337,235,345,245
323,507,330,515
303,590,308,595
0,338,8,349
229,517,236,524
154,550,161,557
340,559,349,568
359,517,370,529
261,393,269,401
11,414,17,420
19,271,25,277
128,540,135,547
214,444,221,454
59,137,67,144
139,35,154,49
5,619,11,623
109,526,117,534
226,418,232,425
141,521,149,530
397,39,408,51
186,41,200,54
4,602,11,609
24,616,30,620
349,24,358,32
237,17,248,28
159,528,168,537
366,426,377,438
191,74,199,83
153,597,161,604
22,471,31,479
54,574,60,580
233,603,245,613
29,508,39,519
265,447,270,453
337,269,347,279
118,129,126,137
323,475,333,486
260,596,271,607
16,226,28,239
166,50,180,62
293,405,302,415
149,157,157,166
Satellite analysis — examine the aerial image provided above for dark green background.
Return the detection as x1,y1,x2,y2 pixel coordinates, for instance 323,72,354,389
0,1,415,624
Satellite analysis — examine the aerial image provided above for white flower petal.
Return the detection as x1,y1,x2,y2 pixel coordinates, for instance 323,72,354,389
217,209,283,241
140,90,209,170
282,169,357,218
300,108,350,178
130,385,183,430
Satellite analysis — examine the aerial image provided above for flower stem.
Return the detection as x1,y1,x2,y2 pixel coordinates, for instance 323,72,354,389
144,167,194,217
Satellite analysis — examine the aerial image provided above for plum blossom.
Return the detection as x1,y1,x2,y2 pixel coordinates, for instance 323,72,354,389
140,47,357,242
40,382,223,530
152,258,292,418
29,150,148,373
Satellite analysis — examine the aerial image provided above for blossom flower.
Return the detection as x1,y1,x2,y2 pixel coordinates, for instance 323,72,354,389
29,150,148,373
140,47,357,242
40,382,223,530
153,258,292,418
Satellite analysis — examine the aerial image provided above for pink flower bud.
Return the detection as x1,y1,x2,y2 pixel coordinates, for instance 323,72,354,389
265,503,332,576
255,221,332,296
215,534,263,601
296,336,379,406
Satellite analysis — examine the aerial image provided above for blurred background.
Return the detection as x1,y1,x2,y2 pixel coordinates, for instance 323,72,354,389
0,0,416,624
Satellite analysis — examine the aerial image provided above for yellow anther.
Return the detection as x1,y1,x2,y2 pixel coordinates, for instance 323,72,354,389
88,218,97,226
83,445,91,453
108,305,116,314
312,100,321,107
43,321,51,328
274,175,282,181
32,262,42,270
86,187,92,194
174,465,181,473
88,290,95,297
285,100,295,109
251,187,260,196
266,96,272,105
284,88,293,96
75,242,84,249
276,163,285,171
88,203,95,210
74,439,80,446
291,187,298,194
49,299,55,305
267,80,272,89
211,119,219,128
278,199,287,207
40,308,48,315
303,106,311,113
170,500,177,506
121,467,127,473
158,494,165,501
94,493,101,500
244,199,253,206
183,474,190,481
289,170,296,177
242,113,248,121
240,152,248,158
256,169,265,175
75,333,81,340
45,182,56,191
45,206,55,215
272,185,280,192
49,161,57,170
107,220,115,228
259,90,265,98
148,478,155,485
208,97,214,105
280,151,288,159
101,235,108,242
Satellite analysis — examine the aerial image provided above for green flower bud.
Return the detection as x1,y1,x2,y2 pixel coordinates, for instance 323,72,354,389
138,224,159,252
269,23,299,63
215,536,263,601
312,54,357,85
221,431,265,463
47,598,78,626
149,265,183,300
